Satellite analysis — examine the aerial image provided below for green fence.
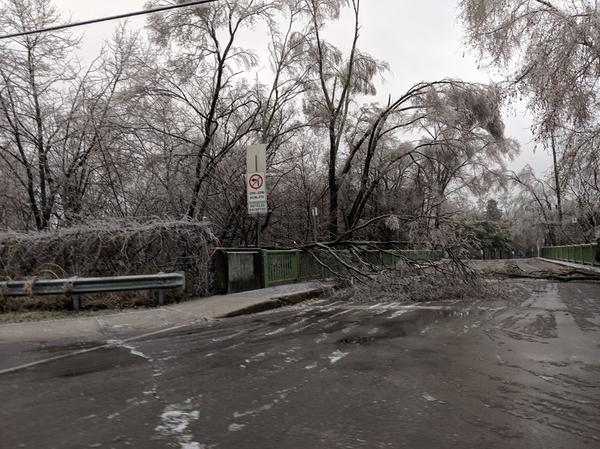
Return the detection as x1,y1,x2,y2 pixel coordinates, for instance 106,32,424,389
261,250,300,288
399,250,444,262
542,243,599,266
368,250,444,268
261,248,443,288
299,251,327,281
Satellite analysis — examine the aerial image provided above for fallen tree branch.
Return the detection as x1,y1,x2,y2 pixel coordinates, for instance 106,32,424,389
484,262,600,283
495,270,600,282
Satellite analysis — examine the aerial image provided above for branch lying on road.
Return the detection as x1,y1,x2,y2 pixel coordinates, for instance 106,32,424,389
497,270,600,283
486,262,600,283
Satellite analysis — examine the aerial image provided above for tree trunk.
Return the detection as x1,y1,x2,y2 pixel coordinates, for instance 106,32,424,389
551,132,563,224
328,167,338,239
327,125,339,239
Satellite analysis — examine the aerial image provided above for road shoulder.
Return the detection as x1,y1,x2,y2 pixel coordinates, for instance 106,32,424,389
0,281,336,344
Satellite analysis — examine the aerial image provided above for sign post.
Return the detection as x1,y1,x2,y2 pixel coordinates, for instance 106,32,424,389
311,207,319,242
247,144,266,174
246,145,268,247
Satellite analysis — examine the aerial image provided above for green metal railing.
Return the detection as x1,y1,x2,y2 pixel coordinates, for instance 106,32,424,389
261,250,300,288
399,250,444,262
370,250,443,268
261,248,443,288
299,251,326,281
542,243,599,266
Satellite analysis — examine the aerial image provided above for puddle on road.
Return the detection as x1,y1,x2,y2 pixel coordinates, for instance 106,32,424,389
203,303,494,350
30,340,101,354
334,308,486,346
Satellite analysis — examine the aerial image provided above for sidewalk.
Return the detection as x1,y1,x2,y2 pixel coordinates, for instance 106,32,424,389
0,281,336,344
538,257,600,274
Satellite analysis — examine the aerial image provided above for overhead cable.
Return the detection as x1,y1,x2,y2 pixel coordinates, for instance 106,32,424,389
0,0,219,40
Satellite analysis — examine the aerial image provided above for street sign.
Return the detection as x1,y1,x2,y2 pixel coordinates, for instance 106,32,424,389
247,171,268,215
246,145,268,216
248,173,264,190
247,144,267,173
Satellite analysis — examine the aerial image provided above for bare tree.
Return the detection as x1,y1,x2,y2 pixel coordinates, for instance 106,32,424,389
296,0,389,238
460,0,600,136
0,1,135,229
558,128,600,237
0,0,80,229
409,84,517,228
143,0,276,220
331,81,515,234
460,0,600,227
508,166,558,244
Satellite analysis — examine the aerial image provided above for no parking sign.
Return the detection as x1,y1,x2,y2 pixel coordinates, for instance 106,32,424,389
246,171,268,215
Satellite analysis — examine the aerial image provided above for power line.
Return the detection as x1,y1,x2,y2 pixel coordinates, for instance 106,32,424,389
0,0,219,41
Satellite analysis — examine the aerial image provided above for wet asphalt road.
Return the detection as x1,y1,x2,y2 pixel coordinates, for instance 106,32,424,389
1,260,600,449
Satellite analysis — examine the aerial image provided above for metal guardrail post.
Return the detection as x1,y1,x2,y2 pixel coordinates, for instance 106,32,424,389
157,272,165,306
72,294,81,311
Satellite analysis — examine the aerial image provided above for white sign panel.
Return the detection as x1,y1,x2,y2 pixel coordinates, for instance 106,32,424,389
247,171,268,215
247,144,267,173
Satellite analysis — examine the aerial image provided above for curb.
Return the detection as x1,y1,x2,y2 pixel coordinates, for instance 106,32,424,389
537,257,600,274
221,285,336,318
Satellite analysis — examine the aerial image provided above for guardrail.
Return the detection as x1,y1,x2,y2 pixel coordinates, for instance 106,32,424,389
0,272,186,310
542,244,599,266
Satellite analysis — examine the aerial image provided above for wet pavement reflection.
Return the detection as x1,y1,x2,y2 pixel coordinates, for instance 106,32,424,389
1,260,599,449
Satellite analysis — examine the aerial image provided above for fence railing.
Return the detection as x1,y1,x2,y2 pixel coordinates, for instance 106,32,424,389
261,249,443,288
262,250,301,288
542,244,599,266
0,272,185,310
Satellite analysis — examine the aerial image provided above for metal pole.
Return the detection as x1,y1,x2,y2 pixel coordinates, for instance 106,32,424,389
256,217,262,248
311,207,319,243
72,295,81,311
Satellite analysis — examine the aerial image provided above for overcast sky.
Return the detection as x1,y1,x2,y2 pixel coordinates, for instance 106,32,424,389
51,0,551,175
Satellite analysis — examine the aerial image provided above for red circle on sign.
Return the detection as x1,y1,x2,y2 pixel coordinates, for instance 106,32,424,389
249,174,264,190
